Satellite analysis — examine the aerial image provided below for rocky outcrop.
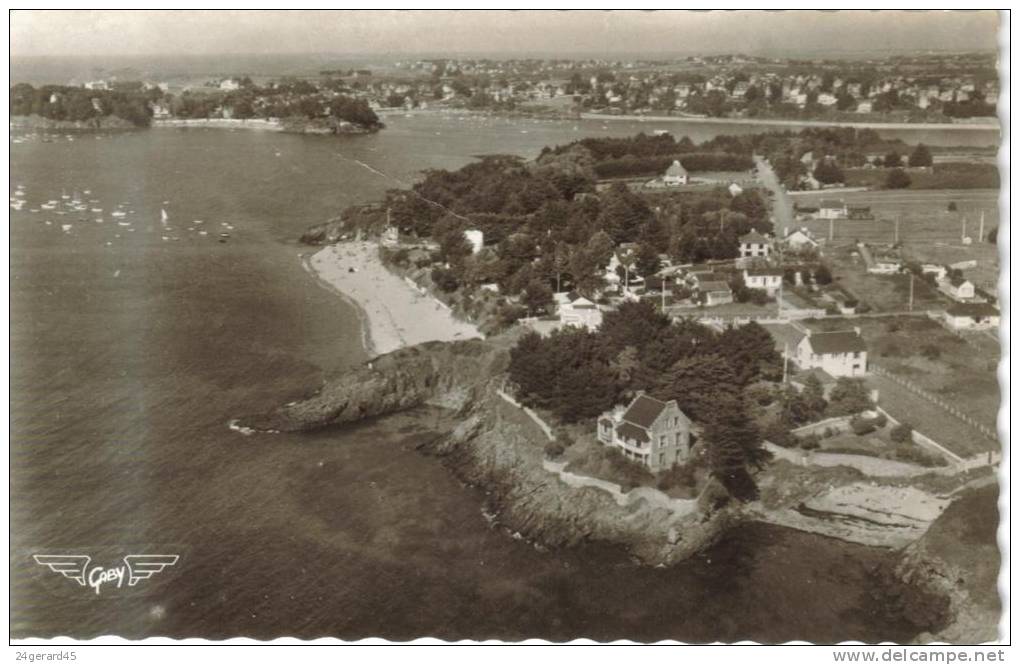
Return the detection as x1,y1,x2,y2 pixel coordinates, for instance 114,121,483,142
240,338,735,565
240,339,505,432
893,483,1001,643
422,391,738,565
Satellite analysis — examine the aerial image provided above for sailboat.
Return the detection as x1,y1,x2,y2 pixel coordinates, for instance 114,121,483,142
161,208,169,225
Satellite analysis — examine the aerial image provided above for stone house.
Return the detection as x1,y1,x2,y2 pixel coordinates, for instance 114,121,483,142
553,291,603,331
597,393,694,471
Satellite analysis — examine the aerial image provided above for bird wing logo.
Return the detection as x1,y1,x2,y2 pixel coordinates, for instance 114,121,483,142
124,554,179,586
32,554,91,587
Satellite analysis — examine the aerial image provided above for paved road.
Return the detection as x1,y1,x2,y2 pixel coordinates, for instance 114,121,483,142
755,156,795,233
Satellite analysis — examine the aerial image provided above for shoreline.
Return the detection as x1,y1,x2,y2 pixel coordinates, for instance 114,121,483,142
304,240,482,357
153,118,284,131
578,112,1001,132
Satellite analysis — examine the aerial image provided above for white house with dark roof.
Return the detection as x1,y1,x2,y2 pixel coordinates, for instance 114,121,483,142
795,329,868,377
784,228,819,251
943,302,999,331
698,280,734,306
554,291,603,331
817,199,847,220
743,268,783,296
739,230,771,259
663,160,689,186
597,393,693,471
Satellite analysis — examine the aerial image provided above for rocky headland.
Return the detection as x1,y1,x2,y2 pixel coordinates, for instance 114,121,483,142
239,335,999,639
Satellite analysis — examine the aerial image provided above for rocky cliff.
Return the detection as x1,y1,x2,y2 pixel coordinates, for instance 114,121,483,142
239,338,736,565
893,482,1001,643
241,339,504,432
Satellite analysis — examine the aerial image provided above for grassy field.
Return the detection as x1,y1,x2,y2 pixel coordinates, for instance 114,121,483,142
792,189,1001,293
826,246,947,312
804,315,999,451
844,164,999,190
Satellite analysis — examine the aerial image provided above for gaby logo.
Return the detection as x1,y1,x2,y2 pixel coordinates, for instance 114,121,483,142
33,554,179,595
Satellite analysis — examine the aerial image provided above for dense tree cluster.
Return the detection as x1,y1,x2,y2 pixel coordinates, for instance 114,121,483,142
592,152,754,179
508,301,778,498
10,82,157,127
383,142,771,299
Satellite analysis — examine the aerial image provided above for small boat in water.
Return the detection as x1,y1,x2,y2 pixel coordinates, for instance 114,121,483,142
161,208,169,225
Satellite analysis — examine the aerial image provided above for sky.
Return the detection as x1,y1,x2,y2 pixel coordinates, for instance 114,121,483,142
10,10,1001,59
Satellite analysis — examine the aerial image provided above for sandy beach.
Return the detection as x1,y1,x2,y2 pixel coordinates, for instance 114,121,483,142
153,118,284,131
307,241,482,357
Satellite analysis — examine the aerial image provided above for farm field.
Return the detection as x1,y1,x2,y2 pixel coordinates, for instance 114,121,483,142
793,189,1000,292
805,315,1000,434
824,246,947,312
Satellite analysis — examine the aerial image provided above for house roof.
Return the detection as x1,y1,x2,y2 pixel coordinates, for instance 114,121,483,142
665,160,688,177
621,393,668,428
739,230,769,244
616,422,650,444
947,302,999,317
820,199,845,209
806,330,868,355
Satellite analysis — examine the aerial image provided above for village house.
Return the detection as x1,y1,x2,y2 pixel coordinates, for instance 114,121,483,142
783,228,819,251
738,230,771,259
463,229,485,254
554,292,603,331
662,160,689,187
817,199,847,220
795,328,868,377
943,302,999,331
698,280,734,306
938,275,976,301
597,392,694,471
743,268,783,296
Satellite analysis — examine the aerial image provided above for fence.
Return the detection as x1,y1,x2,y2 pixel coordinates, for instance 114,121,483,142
496,388,555,442
871,366,998,442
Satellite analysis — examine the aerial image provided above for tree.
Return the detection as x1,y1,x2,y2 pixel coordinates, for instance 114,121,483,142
714,322,782,385
883,151,903,168
521,279,554,316
814,263,833,285
702,394,767,502
826,378,872,416
654,353,740,422
947,201,958,212
908,143,933,168
635,243,662,279
890,422,913,444
885,168,912,190
813,161,845,185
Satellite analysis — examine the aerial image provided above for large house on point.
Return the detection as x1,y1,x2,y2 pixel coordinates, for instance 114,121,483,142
597,393,694,471
795,328,868,377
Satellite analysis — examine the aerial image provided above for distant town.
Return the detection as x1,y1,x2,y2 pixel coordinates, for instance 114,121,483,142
9,51,999,131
